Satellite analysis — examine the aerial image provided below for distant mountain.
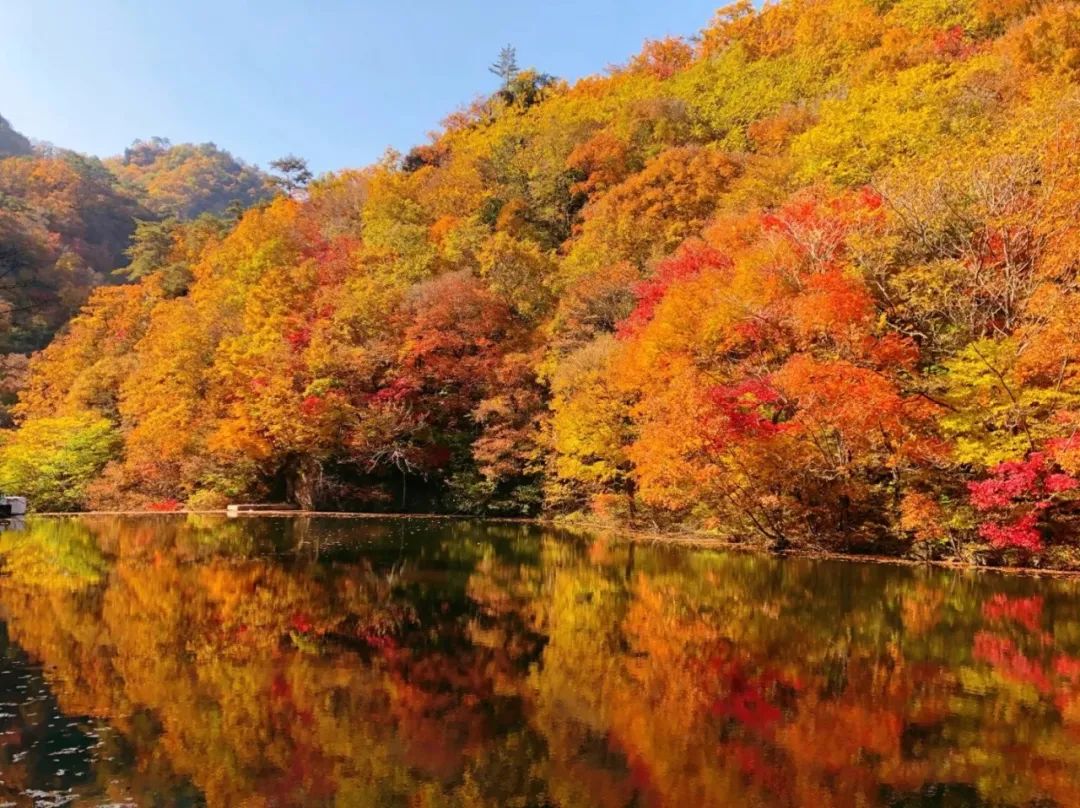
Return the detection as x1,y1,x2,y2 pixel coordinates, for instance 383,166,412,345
0,121,274,360
107,137,273,219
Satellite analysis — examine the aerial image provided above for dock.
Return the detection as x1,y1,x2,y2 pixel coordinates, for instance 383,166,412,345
226,503,300,515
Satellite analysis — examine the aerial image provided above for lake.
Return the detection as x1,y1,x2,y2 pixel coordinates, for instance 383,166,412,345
0,515,1077,806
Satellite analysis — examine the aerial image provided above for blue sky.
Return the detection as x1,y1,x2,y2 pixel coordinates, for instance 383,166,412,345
1,1,720,175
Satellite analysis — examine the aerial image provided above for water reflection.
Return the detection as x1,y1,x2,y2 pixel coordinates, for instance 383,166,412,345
0,515,1078,806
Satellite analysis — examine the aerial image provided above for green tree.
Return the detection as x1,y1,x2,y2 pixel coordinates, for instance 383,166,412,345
269,154,313,197
489,45,520,89
0,412,120,511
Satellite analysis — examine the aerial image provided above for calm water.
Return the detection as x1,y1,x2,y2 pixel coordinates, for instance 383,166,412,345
0,516,1078,806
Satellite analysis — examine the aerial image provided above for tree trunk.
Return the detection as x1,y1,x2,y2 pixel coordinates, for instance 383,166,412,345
284,455,323,511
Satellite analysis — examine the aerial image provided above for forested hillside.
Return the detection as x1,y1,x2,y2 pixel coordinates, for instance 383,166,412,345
107,137,271,219
0,147,143,355
0,115,32,158
6,0,1080,566
0,119,271,424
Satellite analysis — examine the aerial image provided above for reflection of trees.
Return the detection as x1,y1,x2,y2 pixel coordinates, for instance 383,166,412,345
2,516,1080,804
0,517,106,591
525,543,1080,807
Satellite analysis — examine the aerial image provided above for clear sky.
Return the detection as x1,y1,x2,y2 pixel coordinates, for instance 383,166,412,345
1,0,721,175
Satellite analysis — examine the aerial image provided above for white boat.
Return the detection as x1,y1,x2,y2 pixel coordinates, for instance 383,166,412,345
0,496,27,516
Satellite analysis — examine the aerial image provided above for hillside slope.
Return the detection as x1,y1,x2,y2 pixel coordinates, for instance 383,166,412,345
106,137,272,219
0,115,32,158
0,122,272,367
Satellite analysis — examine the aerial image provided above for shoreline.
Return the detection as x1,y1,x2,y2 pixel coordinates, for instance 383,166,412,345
20,510,1080,579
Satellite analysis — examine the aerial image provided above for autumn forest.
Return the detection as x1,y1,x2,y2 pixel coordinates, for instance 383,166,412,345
4,0,1080,568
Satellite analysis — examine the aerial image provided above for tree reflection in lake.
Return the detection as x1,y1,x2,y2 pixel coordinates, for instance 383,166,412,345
0,515,1079,806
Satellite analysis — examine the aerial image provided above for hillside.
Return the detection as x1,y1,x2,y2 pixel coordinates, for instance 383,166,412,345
0,149,146,354
0,122,273,400
6,0,1080,566
106,137,272,219
0,115,32,157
